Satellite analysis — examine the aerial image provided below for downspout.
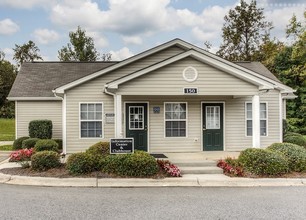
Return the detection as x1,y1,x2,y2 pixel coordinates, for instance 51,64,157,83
52,90,66,155
104,86,117,138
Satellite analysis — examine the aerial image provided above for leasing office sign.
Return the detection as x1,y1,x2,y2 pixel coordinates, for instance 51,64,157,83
110,138,134,154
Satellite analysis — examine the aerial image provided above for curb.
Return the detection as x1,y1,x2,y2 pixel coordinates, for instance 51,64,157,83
0,172,305,188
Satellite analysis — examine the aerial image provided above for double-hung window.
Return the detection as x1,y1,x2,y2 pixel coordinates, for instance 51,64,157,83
246,102,267,136
80,103,103,138
165,102,187,137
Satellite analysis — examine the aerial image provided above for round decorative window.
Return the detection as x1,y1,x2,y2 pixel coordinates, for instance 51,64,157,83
183,66,198,82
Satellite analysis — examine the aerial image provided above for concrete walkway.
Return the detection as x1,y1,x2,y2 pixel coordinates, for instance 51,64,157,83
0,162,305,188
0,141,13,146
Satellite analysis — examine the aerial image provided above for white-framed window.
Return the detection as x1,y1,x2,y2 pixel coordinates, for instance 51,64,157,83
80,103,103,138
129,106,144,130
164,102,187,137
246,102,267,136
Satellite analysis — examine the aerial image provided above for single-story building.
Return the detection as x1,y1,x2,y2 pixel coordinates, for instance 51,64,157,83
8,39,295,154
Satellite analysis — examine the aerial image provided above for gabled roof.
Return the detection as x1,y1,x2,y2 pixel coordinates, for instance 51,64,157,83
8,61,117,99
8,38,294,100
105,49,280,91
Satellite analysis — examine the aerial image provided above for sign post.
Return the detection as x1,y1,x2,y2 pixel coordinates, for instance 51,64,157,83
110,138,134,154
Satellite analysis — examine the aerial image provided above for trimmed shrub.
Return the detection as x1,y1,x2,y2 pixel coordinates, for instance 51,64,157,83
22,138,40,149
31,151,61,171
34,139,59,152
238,148,289,176
284,132,303,138
66,152,96,175
268,143,306,172
102,151,159,177
86,141,110,157
284,135,306,148
53,139,63,151
13,136,29,150
28,120,53,139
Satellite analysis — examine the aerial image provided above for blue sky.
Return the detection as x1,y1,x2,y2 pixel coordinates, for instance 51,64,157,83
0,0,305,62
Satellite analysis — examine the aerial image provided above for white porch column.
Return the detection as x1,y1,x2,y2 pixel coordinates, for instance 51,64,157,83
252,95,260,148
115,94,123,138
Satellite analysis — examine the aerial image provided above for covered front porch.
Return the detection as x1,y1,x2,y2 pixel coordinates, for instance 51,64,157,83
108,94,270,153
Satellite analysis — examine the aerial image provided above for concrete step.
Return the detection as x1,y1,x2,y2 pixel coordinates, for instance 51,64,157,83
180,166,223,174
172,160,217,167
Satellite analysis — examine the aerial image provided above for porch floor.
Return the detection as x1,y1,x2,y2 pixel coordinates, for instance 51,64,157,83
164,151,240,162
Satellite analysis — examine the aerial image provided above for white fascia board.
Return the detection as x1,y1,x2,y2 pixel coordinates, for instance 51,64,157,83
54,39,189,93
107,50,275,89
7,97,62,101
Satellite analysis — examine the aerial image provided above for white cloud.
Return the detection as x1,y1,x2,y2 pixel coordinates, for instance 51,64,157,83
122,36,143,45
0,19,19,35
0,0,56,9
33,29,60,44
265,6,305,42
110,47,134,61
1,48,14,63
50,0,178,35
86,31,109,48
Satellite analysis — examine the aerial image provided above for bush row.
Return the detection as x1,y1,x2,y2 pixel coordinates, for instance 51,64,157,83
13,136,62,151
238,142,306,176
66,142,159,177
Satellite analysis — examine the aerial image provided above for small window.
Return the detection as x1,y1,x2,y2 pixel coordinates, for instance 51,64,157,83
80,103,103,138
246,103,267,136
165,103,187,137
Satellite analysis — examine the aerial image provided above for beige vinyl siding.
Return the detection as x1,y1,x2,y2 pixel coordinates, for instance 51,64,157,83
225,90,281,151
16,101,62,139
65,46,184,153
118,57,258,96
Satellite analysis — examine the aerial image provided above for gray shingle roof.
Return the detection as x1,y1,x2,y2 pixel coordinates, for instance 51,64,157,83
235,61,281,83
8,62,117,98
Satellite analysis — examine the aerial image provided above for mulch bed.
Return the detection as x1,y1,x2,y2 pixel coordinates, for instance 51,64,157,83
0,166,168,179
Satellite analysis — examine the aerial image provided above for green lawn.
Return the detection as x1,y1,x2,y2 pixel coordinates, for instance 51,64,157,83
0,118,15,141
0,145,13,151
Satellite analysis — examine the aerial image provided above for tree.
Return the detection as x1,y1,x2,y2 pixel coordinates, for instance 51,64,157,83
13,40,43,67
0,52,17,117
217,0,273,61
271,12,306,133
58,26,111,61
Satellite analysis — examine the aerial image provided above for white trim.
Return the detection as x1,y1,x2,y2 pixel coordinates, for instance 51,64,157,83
54,39,190,93
164,102,188,138
15,101,18,139
78,102,104,139
53,39,294,94
124,101,150,152
279,93,283,143
201,101,225,151
7,97,62,101
107,50,275,90
115,95,122,138
252,96,260,148
128,106,145,130
62,94,67,154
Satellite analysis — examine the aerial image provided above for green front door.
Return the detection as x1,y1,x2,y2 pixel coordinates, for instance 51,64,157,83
202,103,224,151
125,103,148,151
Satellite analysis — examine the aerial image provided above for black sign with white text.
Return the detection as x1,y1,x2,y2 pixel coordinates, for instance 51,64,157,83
110,138,134,154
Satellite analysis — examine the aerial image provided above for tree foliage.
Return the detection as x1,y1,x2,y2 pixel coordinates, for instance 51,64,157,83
268,12,306,133
58,26,111,61
217,0,272,61
0,51,17,118
13,40,43,67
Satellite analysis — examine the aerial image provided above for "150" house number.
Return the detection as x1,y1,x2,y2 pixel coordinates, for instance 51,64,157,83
184,88,198,94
